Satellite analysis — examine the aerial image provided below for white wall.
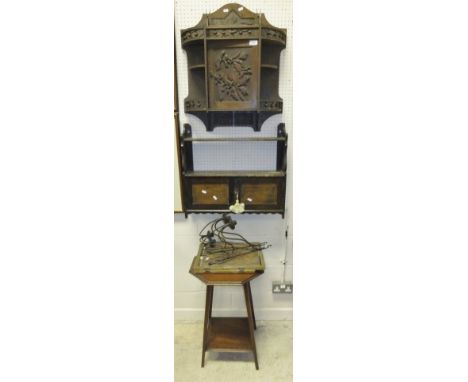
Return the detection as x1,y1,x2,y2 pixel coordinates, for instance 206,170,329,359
174,0,293,320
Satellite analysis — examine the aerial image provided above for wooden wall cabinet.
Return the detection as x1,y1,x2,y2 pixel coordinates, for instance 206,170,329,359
178,3,288,217
181,2,286,131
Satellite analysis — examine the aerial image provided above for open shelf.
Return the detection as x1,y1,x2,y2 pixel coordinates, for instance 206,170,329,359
184,170,285,177
179,122,287,216
182,136,286,142
181,3,286,131
207,317,252,352
179,4,287,217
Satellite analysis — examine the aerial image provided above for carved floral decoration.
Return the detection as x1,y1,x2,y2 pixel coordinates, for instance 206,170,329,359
181,29,204,43
210,50,252,101
207,29,255,38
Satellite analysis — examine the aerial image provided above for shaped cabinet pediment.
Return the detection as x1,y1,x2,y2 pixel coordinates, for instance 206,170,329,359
181,3,286,131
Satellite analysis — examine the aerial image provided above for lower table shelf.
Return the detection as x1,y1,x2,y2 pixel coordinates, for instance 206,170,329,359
207,317,252,352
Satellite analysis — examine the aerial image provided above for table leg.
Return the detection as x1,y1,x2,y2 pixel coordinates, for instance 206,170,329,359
243,283,259,370
201,285,214,367
246,282,256,330
209,285,214,319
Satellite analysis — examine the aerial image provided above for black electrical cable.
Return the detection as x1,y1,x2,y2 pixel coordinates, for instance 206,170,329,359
198,214,270,264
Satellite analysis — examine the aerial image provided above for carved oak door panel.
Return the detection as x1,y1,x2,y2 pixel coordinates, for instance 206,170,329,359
207,40,259,110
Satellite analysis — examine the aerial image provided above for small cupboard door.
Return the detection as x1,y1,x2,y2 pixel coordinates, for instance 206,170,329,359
188,178,230,209
185,176,286,213
238,178,284,211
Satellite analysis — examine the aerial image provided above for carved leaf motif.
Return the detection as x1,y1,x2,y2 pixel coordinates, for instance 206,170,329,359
210,50,252,102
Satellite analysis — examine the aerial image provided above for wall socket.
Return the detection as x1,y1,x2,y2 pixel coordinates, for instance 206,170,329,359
272,281,293,294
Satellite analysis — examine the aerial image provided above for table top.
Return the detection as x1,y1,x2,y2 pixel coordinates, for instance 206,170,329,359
189,242,265,285
192,242,265,273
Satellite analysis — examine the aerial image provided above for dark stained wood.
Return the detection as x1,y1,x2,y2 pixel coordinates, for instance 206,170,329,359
190,244,264,369
208,286,214,319
201,285,213,367
276,122,287,171
193,271,261,284
241,182,278,205
174,113,185,213
185,170,285,177
183,173,286,215
207,3,257,24
243,284,259,369
181,3,286,131
189,242,266,278
177,4,288,216
189,178,231,210
183,136,286,142
181,124,193,172
238,177,285,211
184,208,285,215
193,243,265,274
207,318,252,351
192,182,230,205
174,29,185,213
246,282,256,330
198,281,260,368
207,39,259,110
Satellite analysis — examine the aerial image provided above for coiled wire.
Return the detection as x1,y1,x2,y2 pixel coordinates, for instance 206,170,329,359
199,213,270,264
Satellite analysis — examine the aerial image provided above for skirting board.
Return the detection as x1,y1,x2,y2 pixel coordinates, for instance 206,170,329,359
175,308,292,321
